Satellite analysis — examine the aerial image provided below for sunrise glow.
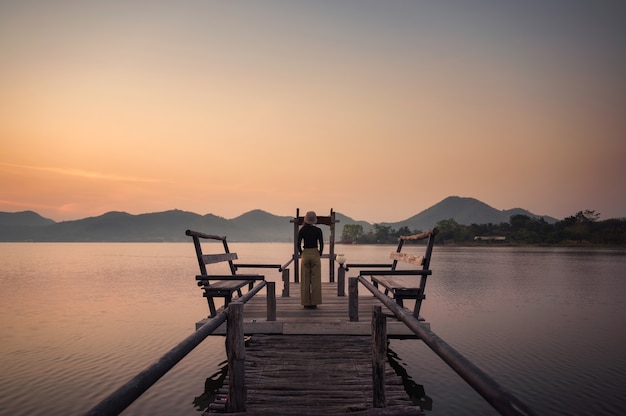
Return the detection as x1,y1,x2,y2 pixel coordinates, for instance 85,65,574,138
1,1,625,222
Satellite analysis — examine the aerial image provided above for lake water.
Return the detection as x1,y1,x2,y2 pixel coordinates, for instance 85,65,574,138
0,243,625,416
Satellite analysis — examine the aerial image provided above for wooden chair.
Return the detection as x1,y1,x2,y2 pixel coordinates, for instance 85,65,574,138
356,228,438,319
186,230,265,317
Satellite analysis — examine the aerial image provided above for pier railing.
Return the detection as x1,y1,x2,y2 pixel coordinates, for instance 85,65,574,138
349,276,537,416
83,281,274,416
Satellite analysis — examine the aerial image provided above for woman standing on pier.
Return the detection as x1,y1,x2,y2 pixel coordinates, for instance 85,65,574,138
298,211,323,309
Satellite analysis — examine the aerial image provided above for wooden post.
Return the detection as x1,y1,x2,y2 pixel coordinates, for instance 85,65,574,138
293,209,300,284
282,268,290,297
266,282,276,321
226,302,246,412
329,209,335,283
349,277,358,322
337,265,345,297
372,305,387,408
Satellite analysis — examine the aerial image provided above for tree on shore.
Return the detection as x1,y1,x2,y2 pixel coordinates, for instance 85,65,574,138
340,224,364,243
340,210,626,246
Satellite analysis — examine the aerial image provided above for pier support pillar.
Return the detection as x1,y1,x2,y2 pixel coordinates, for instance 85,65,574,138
349,277,358,322
281,269,290,297
226,302,246,412
372,305,387,408
266,282,276,321
337,265,346,297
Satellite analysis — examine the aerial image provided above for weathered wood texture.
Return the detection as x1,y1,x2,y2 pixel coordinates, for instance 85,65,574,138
366,228,438,318
349,277,359,322
388,252,424,266
206,334,423,415
372,306,387,408
266,282,276,321
187,229,266,317
337,265,346,296
226,302,246,412
202,252,239,264
197,282,425,337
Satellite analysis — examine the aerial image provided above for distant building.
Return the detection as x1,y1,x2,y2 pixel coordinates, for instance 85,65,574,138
474,236,506,242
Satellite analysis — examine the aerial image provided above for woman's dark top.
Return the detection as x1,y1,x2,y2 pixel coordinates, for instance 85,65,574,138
298,225,323,255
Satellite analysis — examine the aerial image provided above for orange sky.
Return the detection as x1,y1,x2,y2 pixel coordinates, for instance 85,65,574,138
1,1,625,223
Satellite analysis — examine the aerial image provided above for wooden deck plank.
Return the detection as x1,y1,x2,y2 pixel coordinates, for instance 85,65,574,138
204,334,424,415
196,282,426,337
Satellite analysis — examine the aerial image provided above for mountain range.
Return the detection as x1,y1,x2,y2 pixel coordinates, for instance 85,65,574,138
0,196,557,242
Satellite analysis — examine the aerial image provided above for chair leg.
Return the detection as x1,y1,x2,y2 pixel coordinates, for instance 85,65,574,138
206,295,217,317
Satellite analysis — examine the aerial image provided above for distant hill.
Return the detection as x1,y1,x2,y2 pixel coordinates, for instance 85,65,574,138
0,211,56,241
0,211,54,227
0,197,558,242
385,196,557,232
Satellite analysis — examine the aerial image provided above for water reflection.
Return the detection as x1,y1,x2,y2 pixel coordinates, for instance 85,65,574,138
193,359,228,412
1,243,625,415
193,342,434,412
388,344,433,411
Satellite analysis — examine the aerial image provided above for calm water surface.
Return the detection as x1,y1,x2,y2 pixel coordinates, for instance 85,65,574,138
0,243,624,415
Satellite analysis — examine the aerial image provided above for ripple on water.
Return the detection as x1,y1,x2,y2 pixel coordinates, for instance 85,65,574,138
2,244,625,416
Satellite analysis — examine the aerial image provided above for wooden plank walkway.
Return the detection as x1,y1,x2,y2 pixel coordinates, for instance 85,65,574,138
206,334,424,415
196,282,426,337
197,281,426,415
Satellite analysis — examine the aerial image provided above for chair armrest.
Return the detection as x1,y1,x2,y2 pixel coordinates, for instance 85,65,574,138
195,274,265,281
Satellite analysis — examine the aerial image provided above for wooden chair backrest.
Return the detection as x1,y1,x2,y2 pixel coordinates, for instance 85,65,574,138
185,229,237,276
390,228,438,270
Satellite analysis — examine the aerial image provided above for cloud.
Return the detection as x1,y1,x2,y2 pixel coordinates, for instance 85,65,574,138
0,162,166,183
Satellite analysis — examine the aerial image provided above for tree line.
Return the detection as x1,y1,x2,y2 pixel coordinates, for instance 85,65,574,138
340,210,626,246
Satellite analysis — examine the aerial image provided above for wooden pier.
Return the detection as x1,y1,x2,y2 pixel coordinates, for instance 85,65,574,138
85,225,536,416
202,283,425,415
188,221,436,415
196,282,425,337
208,334,423,415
